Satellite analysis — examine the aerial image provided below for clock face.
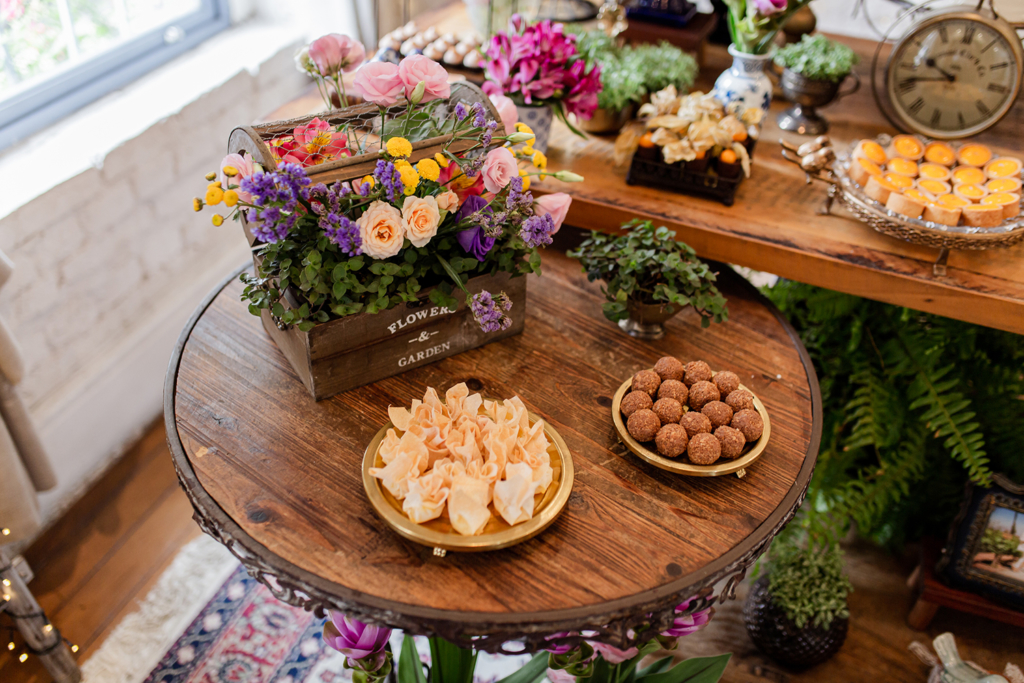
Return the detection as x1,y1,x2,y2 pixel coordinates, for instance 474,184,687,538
887,15,1022,138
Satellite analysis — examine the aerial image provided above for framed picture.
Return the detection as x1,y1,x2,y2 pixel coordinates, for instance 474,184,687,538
938,474,1024,610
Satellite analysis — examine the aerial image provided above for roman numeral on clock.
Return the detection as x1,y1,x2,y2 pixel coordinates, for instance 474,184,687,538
962,26,976,44
958,112,966,128
908,97,925,115
898,78,916,94
988,82,1008,94
939,26,949,43
976,99,991,116
982,38,999,53
931,109,941,128
991,62,1009,70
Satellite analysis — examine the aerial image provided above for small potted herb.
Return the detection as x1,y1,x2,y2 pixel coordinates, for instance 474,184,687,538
774,34,860,135
567,220,728,339
743,520,853,668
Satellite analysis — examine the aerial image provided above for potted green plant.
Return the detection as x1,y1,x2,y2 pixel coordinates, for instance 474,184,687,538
774,34,860,134
743,519,853,668
567,220,728,340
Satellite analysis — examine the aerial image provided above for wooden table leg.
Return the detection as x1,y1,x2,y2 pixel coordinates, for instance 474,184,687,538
906,561,939,631
1,547,81,683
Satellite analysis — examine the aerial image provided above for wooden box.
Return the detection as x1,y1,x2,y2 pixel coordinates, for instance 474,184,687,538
261,271,527,400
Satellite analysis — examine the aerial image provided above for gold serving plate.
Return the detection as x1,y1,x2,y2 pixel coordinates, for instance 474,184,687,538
611,377,771,478
362,408,574,554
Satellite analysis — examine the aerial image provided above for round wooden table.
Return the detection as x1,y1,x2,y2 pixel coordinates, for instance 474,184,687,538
165,249,821,654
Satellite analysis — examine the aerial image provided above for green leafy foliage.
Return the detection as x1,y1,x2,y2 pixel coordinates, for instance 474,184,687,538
567,220,728,328
764,280,1024,546
763,526,852,630
774,34,859,82
979,528,1023,559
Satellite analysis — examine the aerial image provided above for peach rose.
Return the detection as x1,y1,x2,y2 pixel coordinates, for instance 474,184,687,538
402,195,440,247
435,190,459,213
533,192,572,234
481,146,518,194
398,55,451,103
357,201,405,259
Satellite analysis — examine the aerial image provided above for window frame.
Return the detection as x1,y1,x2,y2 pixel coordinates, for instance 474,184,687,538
0,0,232,150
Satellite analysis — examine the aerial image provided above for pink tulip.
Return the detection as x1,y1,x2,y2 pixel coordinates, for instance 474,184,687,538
481,146,518,194
353,62,405,107
323,611,391,671
488,93,518,134
534,193,571,234
751,0,787,15
308,34,365,77
398,55,451,103
591,642,638,664
661,598,712,637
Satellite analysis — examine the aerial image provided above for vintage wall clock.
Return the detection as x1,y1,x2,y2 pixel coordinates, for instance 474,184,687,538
872,1,1024,139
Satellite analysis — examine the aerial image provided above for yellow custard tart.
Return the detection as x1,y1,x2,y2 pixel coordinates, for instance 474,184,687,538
849,157,883,186
981,192,1021,219
962,204,1003,227
903,188,932,203
936,194,970,209
987,177,1023,194
890,134,924,161
884,172,915,189
854,139,888,165
952,166,986,186
865,175,899,203
957,143,993,168
924,141,956,167
886,190,926,218
954,183,988,202
984,157,1023,179
887,157,919,177
918,163,951,181
923,202,962,227
917,179,951,197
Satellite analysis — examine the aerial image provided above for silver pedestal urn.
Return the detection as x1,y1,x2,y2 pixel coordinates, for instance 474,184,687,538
777,69,860,136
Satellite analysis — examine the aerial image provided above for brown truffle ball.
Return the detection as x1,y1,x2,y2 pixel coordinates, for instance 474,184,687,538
632,369,662,397
658,379,689,405
688,380,721,410
654,356,685,382
725,389,756,413
684,360,713,387
714,371,741,396
620,391,653,417
627,409,661,442
653,397,683,425
679,411,712,438
715,425,746,459
732,408,764,442
687,432,721,465
655,424,689,458
701,401,734,428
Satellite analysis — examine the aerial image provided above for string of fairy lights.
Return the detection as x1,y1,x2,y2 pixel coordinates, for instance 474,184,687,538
1,527,80,666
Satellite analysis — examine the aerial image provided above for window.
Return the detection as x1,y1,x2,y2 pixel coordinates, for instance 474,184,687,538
0,0,231,150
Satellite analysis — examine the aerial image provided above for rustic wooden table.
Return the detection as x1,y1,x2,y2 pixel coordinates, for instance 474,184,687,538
165,249,820,653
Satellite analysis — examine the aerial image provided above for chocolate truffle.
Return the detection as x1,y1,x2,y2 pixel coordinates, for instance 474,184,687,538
654,356,685,382
715,425,746,459
620,391,653,417
688,380,721,410
687,432,721,465
632,369,662,397
701,401,734,428
684,360,713,387
658,379,689,405
725,389,755,413
732,408,764,442
713,371,741,396
653,397,683,425
627,409,661,442
655,424,689,458
680,411,712,438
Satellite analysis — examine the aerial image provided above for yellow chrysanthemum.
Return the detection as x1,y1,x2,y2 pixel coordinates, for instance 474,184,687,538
205,183,224,205
204,172,217,181
434,152,449,168
522,145,535,156
223,190,239,207
521,174,531,191
515,123,534,135
453,172,477,190
531,151,547,169
386,136,413,158
398,165,420,192
222,165,239,177
192,198,203,212
394,159,412,170
359,175,375,191
211,214,224,226
416,158,441,182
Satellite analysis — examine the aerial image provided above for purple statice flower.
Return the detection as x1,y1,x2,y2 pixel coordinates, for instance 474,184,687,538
239,162,311,243
480,119,498,146
472,101,487,128
312,181,362,256
505,175,532,212
470,290,513,333
454,102,468,121
520,213,554,248
373,159,403,202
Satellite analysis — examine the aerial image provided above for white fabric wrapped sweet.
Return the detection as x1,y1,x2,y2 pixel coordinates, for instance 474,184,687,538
448,474,492,536
403,471,450,523
369,430,429,500
493,462,542,525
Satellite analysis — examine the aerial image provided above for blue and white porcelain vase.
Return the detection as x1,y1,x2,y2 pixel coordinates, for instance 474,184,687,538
515,104,553,154
712,45,774,114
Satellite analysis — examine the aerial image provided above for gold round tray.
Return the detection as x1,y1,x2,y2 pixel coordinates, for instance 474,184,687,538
362,408,574,554
611,377,771,478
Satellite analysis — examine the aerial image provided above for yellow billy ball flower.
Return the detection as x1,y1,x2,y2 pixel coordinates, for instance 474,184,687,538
192,198,203,212
531,151,547,169
223,189,239,207
211,214,224,226
222,165,239,177
434,152,449,168
416,158,441,182
386,136,413,158
205,184,224,205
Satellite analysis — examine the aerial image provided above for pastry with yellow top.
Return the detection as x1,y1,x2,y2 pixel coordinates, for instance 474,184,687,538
986,177,1022,194
849,157,883,186
918,163,951,182
954,183,988,202
853,139,888,165
922,201,962,227
887,157,919,177
980,192,1020,219
962,203,1003,227
935,194,970,209
886,189,926,218
952,166,986,185
984,157,1022,179
865,174,900,203
883,172,914,190
924,141,956,166
917,178,951,197
957,143,993,168
889,134,924,161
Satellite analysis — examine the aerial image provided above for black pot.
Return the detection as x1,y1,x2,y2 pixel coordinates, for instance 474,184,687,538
743,576,848,668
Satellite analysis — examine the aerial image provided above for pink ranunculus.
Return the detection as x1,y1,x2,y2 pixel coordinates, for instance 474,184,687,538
751,0,787,15
398,55,451,103
218,152,258,202
489,93,518,134
481,147,518,194
591,642,638,664
308,34,366,77
353,62,405,107
533,193,571,234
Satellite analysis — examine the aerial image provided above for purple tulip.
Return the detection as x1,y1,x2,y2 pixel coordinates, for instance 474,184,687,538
750,0,787,16
660,599,712,638
323,612,392,671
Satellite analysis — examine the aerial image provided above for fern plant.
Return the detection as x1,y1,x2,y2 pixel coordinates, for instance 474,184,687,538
764,280,1024,546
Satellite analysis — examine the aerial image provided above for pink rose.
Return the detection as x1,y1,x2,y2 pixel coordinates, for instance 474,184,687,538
398,55,451,103
218,152,258,202
436,190,459,213
481,147,518,194
591,642,638,664
488,93,518,134
308,34,366,77
353,62,404,107
533,192,571,234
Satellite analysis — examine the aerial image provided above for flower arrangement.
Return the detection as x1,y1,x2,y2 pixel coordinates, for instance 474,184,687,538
722,0,814,55
482,15,602,135
295,33,367,109
193,55,580,334
322,600,725,683
774,34,859,83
